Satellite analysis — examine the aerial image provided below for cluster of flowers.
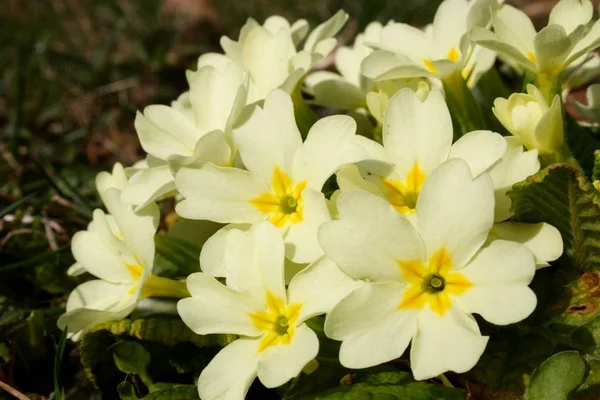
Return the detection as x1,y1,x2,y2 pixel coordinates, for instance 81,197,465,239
57,0,600,398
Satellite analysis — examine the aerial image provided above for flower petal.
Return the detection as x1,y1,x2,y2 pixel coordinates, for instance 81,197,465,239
410,306,488,380
103,188,159,269
456,240,537,324
198,338,260,400
199,223,250,279
490,222,563,267
325,282,419,369
233,89,302,183
383,89,452,179
488,137,540,222
188,64,246,135
135,105,198,159
120,165,175,210
319,190,425,282
225,221,286,301
175,164,268,223
258,324,319,388
377,23,436,60
293,115,368,190
178,273,262,336
549,0,593,35
432,0,469,54
416,158,494,268
492,5,536,59
448,130,507,177
469,28,535,72
283,189,331,264
288,256,360,323
71,231,133,284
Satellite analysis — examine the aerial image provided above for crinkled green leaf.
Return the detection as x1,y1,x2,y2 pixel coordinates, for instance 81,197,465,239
523,351,586,400
296,367,465,400
90,318,234,347
508,163,600,271
564,112,600,177
593,150,600,184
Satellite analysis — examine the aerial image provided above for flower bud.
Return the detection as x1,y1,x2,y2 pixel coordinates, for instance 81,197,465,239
493,84,563,155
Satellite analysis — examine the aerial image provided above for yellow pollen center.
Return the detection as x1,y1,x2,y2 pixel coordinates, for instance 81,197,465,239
446,46,460,63
125,263,143,294
423,58,438,73
397,247,471,316
527,51,537,65
249,291,302,352
381,161,426,215
250,167,307,228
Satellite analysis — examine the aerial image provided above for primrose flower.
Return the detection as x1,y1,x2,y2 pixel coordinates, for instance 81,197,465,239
175,89,371,263
177,222,357,400
362,0,499,81
493,84,564,155
121,60,248,210
202,11,348,103
337,88,507,217
57,187,160,339
320,159,537,379
67,163,127,277
471,0,600,77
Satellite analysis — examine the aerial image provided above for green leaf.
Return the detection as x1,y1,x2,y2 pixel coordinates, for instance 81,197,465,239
508,163,600,271
523,351,586,400
0,192,37,219
154,235,202,279
117,381,138,400
593,150,600,184
112,341,151,378
296,367,465,400
53,326,68,400
564,112,600,178
89,318,234,348
80,318,234,390
140,383,198,399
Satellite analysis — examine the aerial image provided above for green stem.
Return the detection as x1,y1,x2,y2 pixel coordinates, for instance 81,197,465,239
442,70,486,140
535,72,561,105
141,275,190,299
539,141,581,169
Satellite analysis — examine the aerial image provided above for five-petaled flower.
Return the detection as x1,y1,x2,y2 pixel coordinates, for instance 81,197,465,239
175,89,371,264
320,159,537,379
177,222,358,399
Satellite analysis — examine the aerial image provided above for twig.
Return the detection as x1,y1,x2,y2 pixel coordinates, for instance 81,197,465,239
42,211,58,251
0,380,29,400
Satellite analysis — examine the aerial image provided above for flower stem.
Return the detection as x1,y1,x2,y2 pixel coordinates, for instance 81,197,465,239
535,72,560,105
141,274,190,299
442,70,486,140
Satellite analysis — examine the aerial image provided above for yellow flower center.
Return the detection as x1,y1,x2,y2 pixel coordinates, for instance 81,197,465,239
381,162,426,215
125,263,143,294
446,46,460,63
249,291,302,352
423,58,438,73
397,247,471,316
527,51,537,65
250,167,307,228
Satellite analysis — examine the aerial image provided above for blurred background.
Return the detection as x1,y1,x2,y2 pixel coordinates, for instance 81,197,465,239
0,0,586,398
